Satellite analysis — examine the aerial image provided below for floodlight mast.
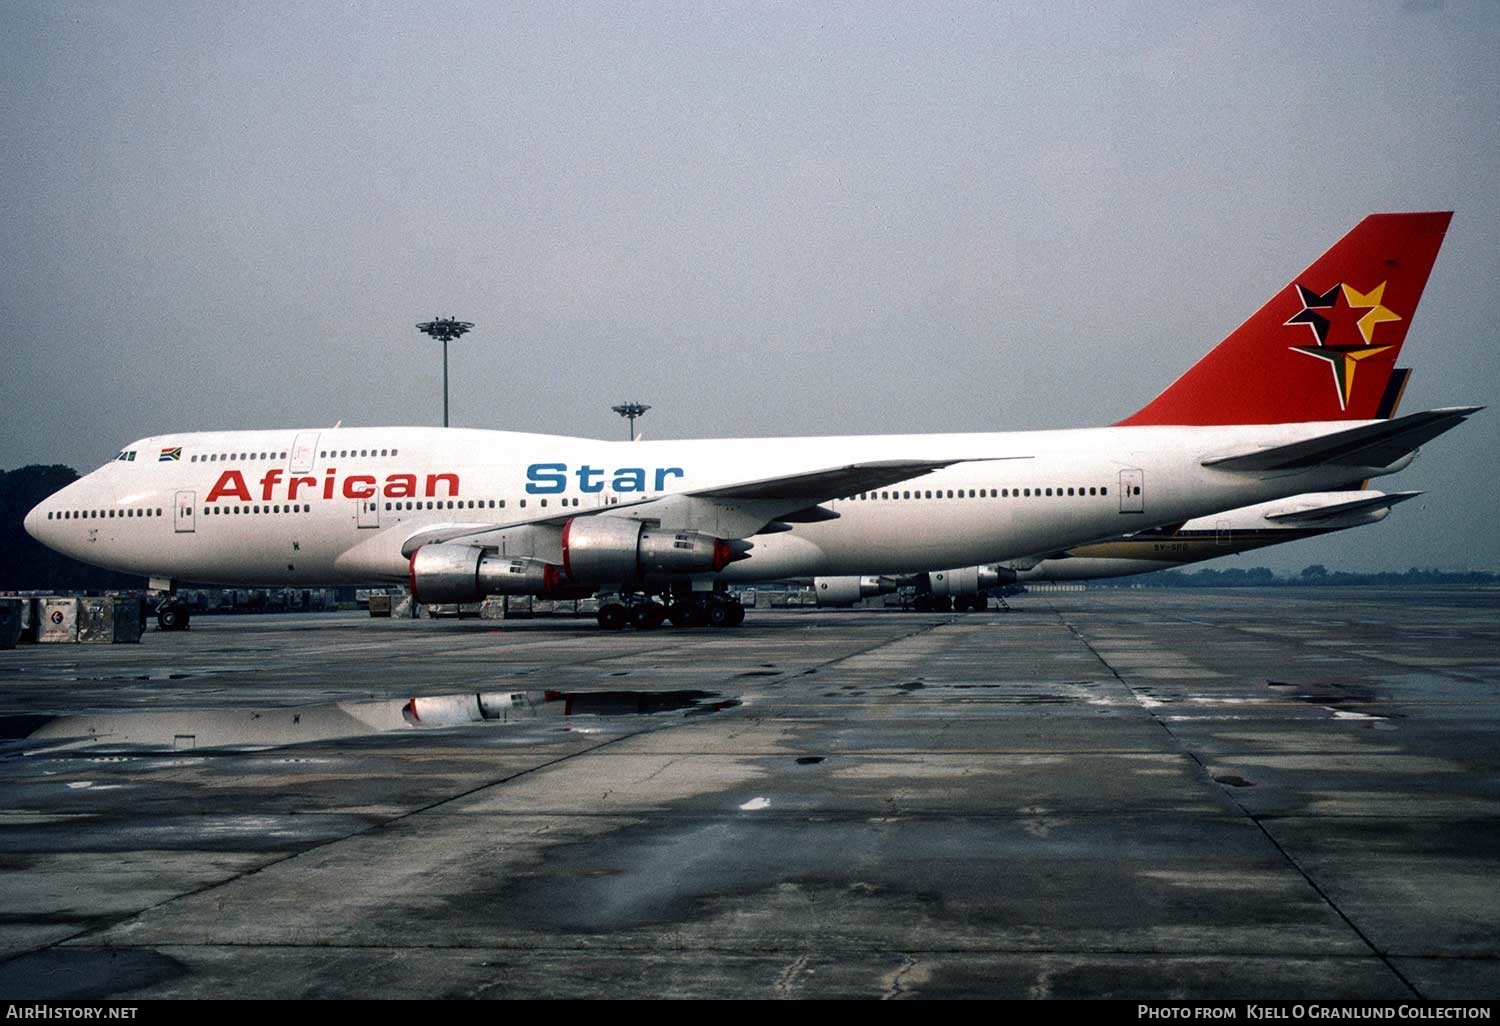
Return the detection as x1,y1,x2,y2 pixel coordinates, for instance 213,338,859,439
611,402,651,441
416,317,474,427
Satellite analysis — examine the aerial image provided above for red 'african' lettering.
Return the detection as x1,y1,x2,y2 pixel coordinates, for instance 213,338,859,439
204,468,462,503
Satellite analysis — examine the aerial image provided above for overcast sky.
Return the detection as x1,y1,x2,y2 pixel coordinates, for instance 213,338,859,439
3,1,1497,573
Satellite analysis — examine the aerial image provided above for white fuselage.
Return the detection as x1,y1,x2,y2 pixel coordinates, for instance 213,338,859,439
25,422,1400,588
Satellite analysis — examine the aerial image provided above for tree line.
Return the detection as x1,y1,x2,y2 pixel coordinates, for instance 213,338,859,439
1092,565,1500,588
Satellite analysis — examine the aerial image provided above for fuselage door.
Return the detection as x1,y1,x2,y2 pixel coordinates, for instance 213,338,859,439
290,432,320,474
1215,519,1231,546
1118,469,1145,514
357,497,380,529
174,490,197,533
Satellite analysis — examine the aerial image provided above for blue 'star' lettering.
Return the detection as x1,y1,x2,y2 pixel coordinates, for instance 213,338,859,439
525,463,685,494
526,463,567,494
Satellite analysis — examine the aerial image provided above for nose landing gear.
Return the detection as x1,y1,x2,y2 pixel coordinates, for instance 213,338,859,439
155,598,191,631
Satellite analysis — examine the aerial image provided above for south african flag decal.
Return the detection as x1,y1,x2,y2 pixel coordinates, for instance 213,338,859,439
158,447,182,462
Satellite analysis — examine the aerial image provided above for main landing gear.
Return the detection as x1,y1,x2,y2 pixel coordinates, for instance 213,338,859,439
596,591,746,631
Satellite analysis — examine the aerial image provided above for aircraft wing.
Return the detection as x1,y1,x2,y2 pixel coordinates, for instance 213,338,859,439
1201,407,1481,473
400,457,995,555
1263,490,1422,524
686,459,985,501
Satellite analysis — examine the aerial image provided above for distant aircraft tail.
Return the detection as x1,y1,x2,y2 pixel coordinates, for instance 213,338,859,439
1373,366,1412,421
1118,212,1451,426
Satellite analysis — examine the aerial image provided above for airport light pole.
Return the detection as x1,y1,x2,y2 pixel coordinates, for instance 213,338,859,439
416,317,474,427
611,402,651,441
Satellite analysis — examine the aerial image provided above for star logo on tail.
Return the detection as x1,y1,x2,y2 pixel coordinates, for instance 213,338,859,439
1284,281,1401,410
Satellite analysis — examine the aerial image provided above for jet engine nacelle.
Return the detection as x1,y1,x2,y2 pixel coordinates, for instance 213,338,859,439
813,575,897,607
409,543,563,604
561,516,745,586
1372,451,1417,476
924,565,1017,597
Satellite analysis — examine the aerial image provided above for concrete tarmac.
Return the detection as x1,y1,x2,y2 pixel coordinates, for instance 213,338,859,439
1,588,1497,1000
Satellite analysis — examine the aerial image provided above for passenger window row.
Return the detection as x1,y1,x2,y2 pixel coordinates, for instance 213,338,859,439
205,505,308,515
381,497,585,512
47,508,162,520
48,498,593,521
193,451,289,463
186,447,403,464
320,448,398,459
847,485,1109,500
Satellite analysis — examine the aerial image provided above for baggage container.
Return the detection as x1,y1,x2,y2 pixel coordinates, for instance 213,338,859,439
0,599,23,649
77,597,143,644
38,598,78,643
18,596,39,642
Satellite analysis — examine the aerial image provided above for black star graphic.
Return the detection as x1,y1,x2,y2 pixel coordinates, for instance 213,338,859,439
1284,283,1341,346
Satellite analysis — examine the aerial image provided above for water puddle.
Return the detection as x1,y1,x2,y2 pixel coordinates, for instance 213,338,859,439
2,666,246,682
2,688,736,754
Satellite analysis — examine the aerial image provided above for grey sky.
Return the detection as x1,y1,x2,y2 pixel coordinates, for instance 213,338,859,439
3,1,1497,573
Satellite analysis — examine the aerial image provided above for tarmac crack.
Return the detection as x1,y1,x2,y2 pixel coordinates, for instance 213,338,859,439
773,952,810,997
1054,604,1428,1002
880,954,926,999
0,725,655,974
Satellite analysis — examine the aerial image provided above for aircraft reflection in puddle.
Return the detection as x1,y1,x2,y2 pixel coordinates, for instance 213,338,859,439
15,689,736,753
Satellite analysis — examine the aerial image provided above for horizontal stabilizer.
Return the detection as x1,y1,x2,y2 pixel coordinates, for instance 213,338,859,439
1264,490,1422,524
1202,407,1481,472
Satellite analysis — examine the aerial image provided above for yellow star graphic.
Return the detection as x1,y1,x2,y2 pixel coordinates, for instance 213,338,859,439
1290,343,1393,409
1337,344,1393,401
1341,282,1402,344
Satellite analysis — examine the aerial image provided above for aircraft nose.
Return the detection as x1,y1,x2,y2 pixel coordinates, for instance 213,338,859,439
23,500,49,544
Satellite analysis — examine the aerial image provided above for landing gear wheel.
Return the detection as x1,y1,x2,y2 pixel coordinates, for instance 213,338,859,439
933,596,953,613
952,596,972,613
629,603,666,630
726,602,746,627
597,603,629,630
706,602,732,628
157,603,190,631
965,597,988,612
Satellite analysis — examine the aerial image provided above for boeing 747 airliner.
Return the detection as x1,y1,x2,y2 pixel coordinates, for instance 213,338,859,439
25,212,1477,629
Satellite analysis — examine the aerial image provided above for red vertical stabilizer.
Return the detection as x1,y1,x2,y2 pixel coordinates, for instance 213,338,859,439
1118,212,1451,426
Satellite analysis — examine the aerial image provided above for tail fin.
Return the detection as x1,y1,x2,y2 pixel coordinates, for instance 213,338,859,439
1118,212,1451,426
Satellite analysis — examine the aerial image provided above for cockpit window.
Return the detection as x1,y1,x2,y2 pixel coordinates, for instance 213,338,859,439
114,450,137,462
